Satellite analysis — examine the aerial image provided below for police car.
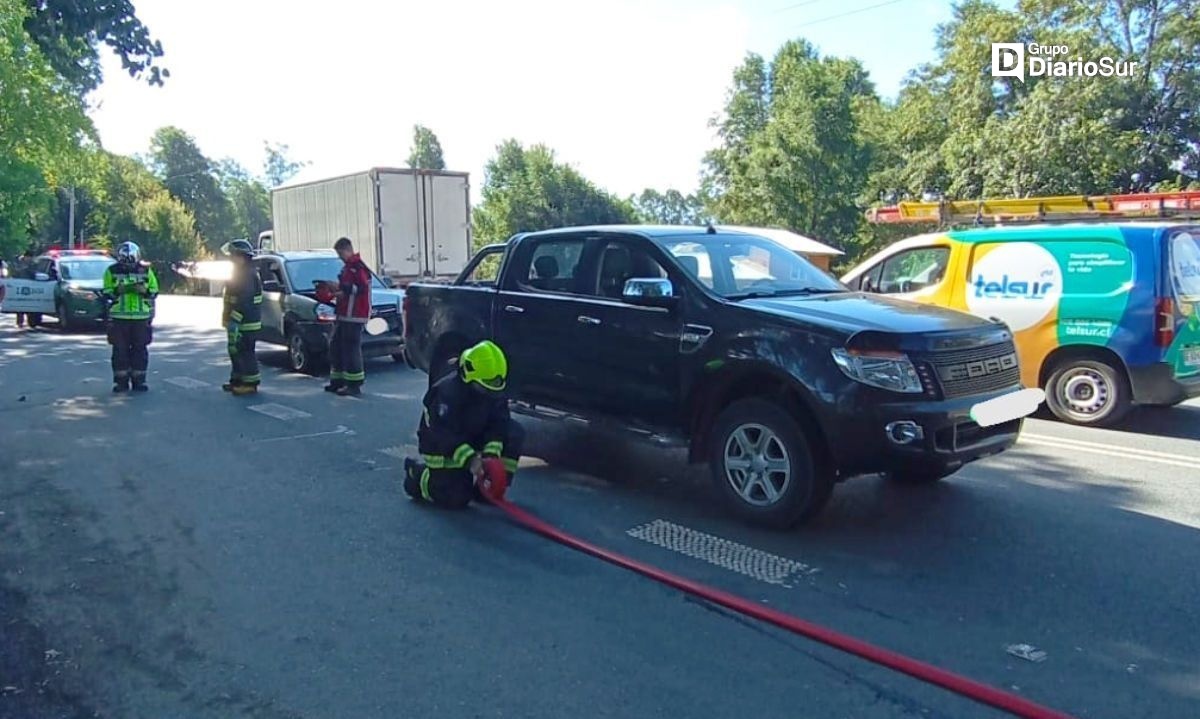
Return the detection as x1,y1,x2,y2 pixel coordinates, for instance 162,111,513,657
0,250,114,329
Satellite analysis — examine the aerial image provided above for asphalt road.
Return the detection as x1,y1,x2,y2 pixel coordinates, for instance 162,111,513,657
2,296,1198,719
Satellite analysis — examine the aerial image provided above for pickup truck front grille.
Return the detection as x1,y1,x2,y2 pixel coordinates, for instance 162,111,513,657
918,340,1022,399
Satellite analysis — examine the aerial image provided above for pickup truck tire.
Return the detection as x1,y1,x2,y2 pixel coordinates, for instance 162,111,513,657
1044,357,1132,427
709,398,833,529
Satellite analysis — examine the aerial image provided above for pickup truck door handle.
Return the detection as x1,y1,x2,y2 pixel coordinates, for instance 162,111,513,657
577,315,601,325
504,305,525,314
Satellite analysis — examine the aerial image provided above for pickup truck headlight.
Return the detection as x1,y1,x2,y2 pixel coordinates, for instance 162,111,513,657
315,304,335,322
831,348,923,394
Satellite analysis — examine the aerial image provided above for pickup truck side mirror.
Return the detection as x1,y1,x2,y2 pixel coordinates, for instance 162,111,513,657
262,279,283,293
34,272,51,282
622,278,677,309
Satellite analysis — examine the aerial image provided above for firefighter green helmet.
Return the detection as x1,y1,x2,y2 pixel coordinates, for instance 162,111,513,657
459,340,507,391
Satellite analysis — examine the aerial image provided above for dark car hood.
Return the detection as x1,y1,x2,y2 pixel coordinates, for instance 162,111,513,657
739,292,1006,346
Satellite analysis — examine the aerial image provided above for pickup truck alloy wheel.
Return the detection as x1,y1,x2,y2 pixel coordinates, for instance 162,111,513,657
709,398,833,529
724,423,791,506
1045,358,1131,427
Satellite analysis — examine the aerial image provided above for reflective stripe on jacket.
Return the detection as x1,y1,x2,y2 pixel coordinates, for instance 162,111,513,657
417,367,510,468
223,262,264,331
103,263,158,320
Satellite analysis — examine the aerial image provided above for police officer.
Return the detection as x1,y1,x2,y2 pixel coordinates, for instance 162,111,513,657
102,242,158,392
404,340,525,508
221,240,264,395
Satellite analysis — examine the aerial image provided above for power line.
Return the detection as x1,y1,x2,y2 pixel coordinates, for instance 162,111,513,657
772,0,826,14
793,0,907,28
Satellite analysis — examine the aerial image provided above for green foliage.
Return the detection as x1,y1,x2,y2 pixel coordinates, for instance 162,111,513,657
408,125,446,170
217,159,272,242
472,140,636,247
149,126,233,251
631,189,708,225
701,40,879,256
23,0,167,94
100,153,202,266
263,141,307,188
0,0,93,258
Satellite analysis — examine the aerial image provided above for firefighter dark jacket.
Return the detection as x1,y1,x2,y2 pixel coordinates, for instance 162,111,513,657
418,363,511,469
223,261,263,331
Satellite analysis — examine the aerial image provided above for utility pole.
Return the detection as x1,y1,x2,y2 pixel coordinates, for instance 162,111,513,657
67,187,76,249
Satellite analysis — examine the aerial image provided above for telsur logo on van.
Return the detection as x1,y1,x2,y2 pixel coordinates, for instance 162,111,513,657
964,243,1064,332
972,274,1056,299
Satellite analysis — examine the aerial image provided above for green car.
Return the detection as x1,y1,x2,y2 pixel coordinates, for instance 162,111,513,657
0,250,114,329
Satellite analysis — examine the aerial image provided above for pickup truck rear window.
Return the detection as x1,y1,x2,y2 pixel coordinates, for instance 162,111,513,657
524,238,585,293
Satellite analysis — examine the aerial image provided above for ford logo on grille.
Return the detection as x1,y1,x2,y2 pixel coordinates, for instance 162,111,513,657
937,352,1018,381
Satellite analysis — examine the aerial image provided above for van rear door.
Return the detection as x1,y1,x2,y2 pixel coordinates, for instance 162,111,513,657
1165,226,1200,377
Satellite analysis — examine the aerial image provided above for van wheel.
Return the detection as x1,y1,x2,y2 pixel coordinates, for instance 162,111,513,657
1044,357,1132,427
709,398,833,530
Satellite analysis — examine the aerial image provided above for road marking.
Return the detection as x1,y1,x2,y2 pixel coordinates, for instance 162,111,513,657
254,425,354,443
627,519,819,588
247,403,312,421
1019,433,1199,469
165,376,211,390
379,445,418,460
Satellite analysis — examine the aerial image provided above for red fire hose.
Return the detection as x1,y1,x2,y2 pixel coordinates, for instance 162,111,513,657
486,495,1078,719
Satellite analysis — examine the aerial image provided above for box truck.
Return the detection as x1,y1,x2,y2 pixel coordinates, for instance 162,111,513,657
258,168,472,286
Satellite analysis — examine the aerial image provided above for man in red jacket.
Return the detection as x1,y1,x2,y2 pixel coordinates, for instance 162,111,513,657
325,237,372,397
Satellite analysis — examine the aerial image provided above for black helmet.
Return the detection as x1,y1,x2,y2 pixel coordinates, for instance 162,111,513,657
222,239,255,257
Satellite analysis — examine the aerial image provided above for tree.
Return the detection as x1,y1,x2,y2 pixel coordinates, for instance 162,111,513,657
148,126,232,250
101,153,202,267
473,140,636,246
217,159,272,242
23,0,168,95
631,189,708,225
701,40,879,250
408,125,446,170
0,0,93,258
262,141,307,187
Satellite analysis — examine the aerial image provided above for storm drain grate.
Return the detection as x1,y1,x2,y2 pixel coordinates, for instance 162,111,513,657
626,520,819,588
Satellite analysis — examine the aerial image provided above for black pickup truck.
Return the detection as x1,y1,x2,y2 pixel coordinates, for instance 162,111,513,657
403,225,1026,528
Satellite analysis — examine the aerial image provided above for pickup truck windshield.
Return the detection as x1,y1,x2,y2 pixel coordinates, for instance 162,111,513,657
285,258,388,291
654,234,847,299
59,260,110,281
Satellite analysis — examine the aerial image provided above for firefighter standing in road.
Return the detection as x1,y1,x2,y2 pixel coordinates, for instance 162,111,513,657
404,340,525,508
325,237,371,397
102,242,158,393
221,240,264,395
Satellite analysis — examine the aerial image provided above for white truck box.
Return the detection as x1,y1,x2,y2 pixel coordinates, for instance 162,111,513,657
265,168,471,285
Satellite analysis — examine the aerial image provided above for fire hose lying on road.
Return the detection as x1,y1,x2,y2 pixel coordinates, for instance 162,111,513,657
474,467,1077,719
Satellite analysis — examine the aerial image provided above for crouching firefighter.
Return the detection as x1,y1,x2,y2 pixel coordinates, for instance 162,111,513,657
102,242,158,393
404,340,524,508
221,240,264,395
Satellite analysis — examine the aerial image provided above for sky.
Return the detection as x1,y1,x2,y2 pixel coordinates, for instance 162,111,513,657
87,0,1006,205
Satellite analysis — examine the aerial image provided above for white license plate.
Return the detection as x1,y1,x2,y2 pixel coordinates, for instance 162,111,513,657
1184,347,1200,367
